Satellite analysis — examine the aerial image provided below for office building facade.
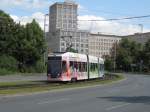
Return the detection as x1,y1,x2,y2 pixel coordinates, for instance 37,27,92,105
48,1,89,54
89,34,121,58
49,1,78,33
48,1,122,58
123,32,150,44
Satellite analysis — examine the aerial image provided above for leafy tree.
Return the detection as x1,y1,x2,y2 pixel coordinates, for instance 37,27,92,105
114,38,146,72
0,10,15,55
142,39,150,72
115,38,140,71
104,57,113,71
0,55,17,71
25,19,46,64
116,46,132,71
66,47,78,53
13,19,46,71
0,10,46,73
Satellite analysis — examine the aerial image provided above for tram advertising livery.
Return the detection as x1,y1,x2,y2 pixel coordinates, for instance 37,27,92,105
47,52,104,82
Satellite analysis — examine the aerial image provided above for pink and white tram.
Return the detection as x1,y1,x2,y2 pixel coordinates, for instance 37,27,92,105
47,52,104,82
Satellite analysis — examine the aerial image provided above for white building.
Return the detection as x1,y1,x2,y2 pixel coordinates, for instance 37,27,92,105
89,33,122,58
47,1,122,58
49,1,78,33
48,29,89,54
48,1,89,54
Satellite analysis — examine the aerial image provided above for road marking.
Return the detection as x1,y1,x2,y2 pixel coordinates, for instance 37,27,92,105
37,98,70,105
106,103,130,111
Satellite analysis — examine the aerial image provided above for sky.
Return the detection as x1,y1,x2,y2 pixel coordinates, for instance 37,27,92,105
0,0,150,35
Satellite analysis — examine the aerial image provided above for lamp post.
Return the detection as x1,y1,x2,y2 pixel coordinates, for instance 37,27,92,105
138,24,143,72
43,14,49,64
113,41,117,73
138,24,143,33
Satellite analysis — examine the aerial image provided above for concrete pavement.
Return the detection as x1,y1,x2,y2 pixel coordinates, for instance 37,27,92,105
0,74,150,112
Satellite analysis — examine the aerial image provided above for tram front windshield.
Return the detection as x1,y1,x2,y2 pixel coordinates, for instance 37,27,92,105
47,57,61,77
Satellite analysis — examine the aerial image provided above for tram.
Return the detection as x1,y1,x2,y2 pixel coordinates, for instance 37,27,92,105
47,52,104,81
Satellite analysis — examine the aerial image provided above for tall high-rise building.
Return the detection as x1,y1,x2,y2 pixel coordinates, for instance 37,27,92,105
49,1,78,33
47,1,122,58
48,1,89,55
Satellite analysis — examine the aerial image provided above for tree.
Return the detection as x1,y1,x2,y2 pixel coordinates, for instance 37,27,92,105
0,10,15,55
13,19,46,71
116,46,132,71
104,57,113,71
0,10,46,73
66,47,78,53
115,38,142,72
142,39,150,72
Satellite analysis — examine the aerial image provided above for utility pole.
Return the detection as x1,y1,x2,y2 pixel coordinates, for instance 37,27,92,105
138,24,143,72
113,42,117,72
43,14,49,64
138,24,143,33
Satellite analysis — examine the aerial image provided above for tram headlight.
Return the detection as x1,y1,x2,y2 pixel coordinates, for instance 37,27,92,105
48,74,51,77
57,73,61,78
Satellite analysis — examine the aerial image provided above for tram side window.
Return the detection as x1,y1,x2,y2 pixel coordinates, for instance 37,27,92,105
62,61,67,73
84,62,87,72
70,61,74,67
90,63,91,72
95,63,97,71
79,62,85,72
102,64,104,71
90,63,99,72
70,61,87,72
79,62,82,72
100,64,104,72
95,63,98,71
70,61,74,73
70,61,78,72
79,62,87,72
90,63,94,72
83,62,87,72
74,62,79,72
99,64,101,71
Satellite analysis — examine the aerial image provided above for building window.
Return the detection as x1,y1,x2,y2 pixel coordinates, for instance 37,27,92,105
61,42,65,46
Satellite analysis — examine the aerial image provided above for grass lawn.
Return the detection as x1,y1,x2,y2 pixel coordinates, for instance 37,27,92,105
0,74,124,95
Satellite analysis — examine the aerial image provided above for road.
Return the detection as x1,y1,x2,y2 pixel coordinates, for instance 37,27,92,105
0,74,150,112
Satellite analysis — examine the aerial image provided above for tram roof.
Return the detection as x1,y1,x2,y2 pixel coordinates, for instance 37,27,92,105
48,52,104,63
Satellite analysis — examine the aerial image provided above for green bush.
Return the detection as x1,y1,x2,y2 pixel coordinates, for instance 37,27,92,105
0,68,15,75
35,60,46,73
22,60,46,73
0,55,18,72
23,66,36,73
104,58,113,71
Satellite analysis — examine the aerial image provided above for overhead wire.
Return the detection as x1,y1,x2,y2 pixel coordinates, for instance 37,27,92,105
78,14,150,21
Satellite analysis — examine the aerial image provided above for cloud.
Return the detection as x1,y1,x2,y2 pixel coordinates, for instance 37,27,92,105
10,12,49,31
11,13,150,35
0,0,51,9
78,15,150,35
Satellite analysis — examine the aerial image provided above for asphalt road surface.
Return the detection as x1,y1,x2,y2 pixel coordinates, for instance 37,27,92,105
0,74,150,112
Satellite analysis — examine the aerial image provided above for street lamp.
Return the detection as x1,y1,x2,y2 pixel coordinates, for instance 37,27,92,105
138,24,143,72
44,14,49,36
113,41,117,72
43,14,49,64
138,24,143,33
